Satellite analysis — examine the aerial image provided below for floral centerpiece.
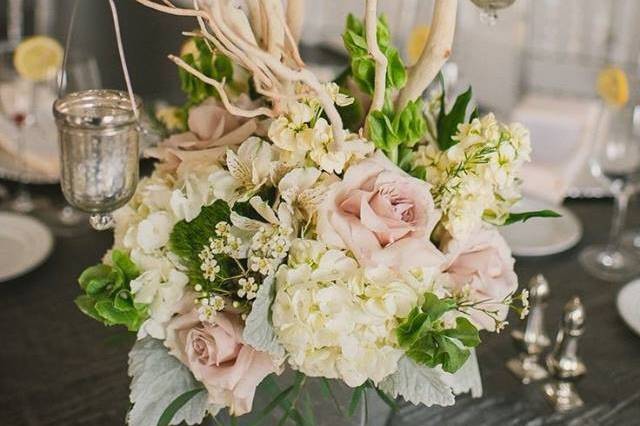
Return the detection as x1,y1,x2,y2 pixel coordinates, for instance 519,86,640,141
74,0,554,424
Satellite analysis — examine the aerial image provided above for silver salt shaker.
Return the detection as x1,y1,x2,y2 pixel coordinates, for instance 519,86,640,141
543,296,586,412
507,274,552,383
53,90,141,230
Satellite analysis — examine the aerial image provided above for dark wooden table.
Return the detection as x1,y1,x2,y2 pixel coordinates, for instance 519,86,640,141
1,188,639,426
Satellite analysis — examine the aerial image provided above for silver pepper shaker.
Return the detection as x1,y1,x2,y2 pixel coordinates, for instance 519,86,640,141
507,274,551,384
543,296,586,412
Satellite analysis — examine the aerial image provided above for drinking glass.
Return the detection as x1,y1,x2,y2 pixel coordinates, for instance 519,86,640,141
579,104,640,281
53,90,140,230
0,48,37,213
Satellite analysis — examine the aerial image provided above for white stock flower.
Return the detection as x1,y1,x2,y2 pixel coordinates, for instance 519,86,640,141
414,113,531,239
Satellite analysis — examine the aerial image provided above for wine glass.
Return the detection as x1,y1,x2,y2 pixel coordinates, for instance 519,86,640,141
579,104,640,282
0,47,37,213
470,0,517,26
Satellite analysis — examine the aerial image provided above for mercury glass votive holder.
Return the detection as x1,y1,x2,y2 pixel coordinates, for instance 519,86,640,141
53,90,141,230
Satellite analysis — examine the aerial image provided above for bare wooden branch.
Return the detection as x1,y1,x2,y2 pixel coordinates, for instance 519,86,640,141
396,0,457,109
169,55,275,118
364,0,387,123
286,0,305,45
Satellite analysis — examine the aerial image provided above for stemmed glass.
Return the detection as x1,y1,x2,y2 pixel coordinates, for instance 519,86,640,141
0,47,37,212
469,0,517,26
579,104,640,282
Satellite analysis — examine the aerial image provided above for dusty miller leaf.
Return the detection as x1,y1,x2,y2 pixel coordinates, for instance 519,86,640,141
442,349,483,398
242,274,285,360
379,357,455,407
127,338,220,426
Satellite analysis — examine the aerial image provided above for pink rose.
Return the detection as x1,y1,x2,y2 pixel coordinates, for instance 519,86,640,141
317,152,444,270
443,229,518,331
164,300,279,415
146,97,257,170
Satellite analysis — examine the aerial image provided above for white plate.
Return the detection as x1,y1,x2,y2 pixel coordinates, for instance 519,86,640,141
0,212,53,282
499,197,583,257
617,279,640,336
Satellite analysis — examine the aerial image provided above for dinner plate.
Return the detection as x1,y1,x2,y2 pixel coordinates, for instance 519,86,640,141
499,197,583,257
0,212,53,282
617,279,640,336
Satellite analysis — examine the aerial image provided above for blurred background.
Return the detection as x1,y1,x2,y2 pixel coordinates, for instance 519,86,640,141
5,0,640,109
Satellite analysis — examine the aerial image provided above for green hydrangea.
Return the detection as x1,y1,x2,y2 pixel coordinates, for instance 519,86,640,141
75,250,148,332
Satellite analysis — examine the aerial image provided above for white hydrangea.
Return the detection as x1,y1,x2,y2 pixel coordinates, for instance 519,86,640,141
272,240,435,387
415,113,531,239
132,268,189,340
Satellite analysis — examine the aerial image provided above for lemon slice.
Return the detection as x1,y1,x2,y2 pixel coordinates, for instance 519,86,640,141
597,66,629,107
13,36,64,82
407,25,430,65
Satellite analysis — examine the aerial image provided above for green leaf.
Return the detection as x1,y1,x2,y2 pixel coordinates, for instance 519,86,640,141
74,295,102,322
112,250,139,281
78,264,112,291
394,99,426,147
386,49,407,89
422,293,457,321
444,317,481,347
113,289,135,312
157,388,205,426
396,307,430,347
95,300,140,331
342,13,406,95
437,86,474,151
436,336,471,374
503,209,562,225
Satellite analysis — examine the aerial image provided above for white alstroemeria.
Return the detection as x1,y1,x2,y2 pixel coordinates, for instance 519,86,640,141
277,167,332,218
278,167,321,205
209,137,276,203
136,212,174,253
132,268,189,340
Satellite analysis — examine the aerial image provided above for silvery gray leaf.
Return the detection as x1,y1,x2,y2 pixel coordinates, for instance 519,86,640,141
127,337,220,426
242,274,285,359
379,357,456,407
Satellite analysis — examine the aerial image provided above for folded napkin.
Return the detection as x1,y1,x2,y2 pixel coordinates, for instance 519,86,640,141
0,85,59,179
512,94,602,204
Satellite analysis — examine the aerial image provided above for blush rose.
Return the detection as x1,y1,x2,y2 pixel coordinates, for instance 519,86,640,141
317,152,444,271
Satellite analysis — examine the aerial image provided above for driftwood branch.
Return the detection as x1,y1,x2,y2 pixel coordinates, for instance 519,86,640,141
364,0,387,124
169,55,276,118
286,0,305,45
396,0,457,109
